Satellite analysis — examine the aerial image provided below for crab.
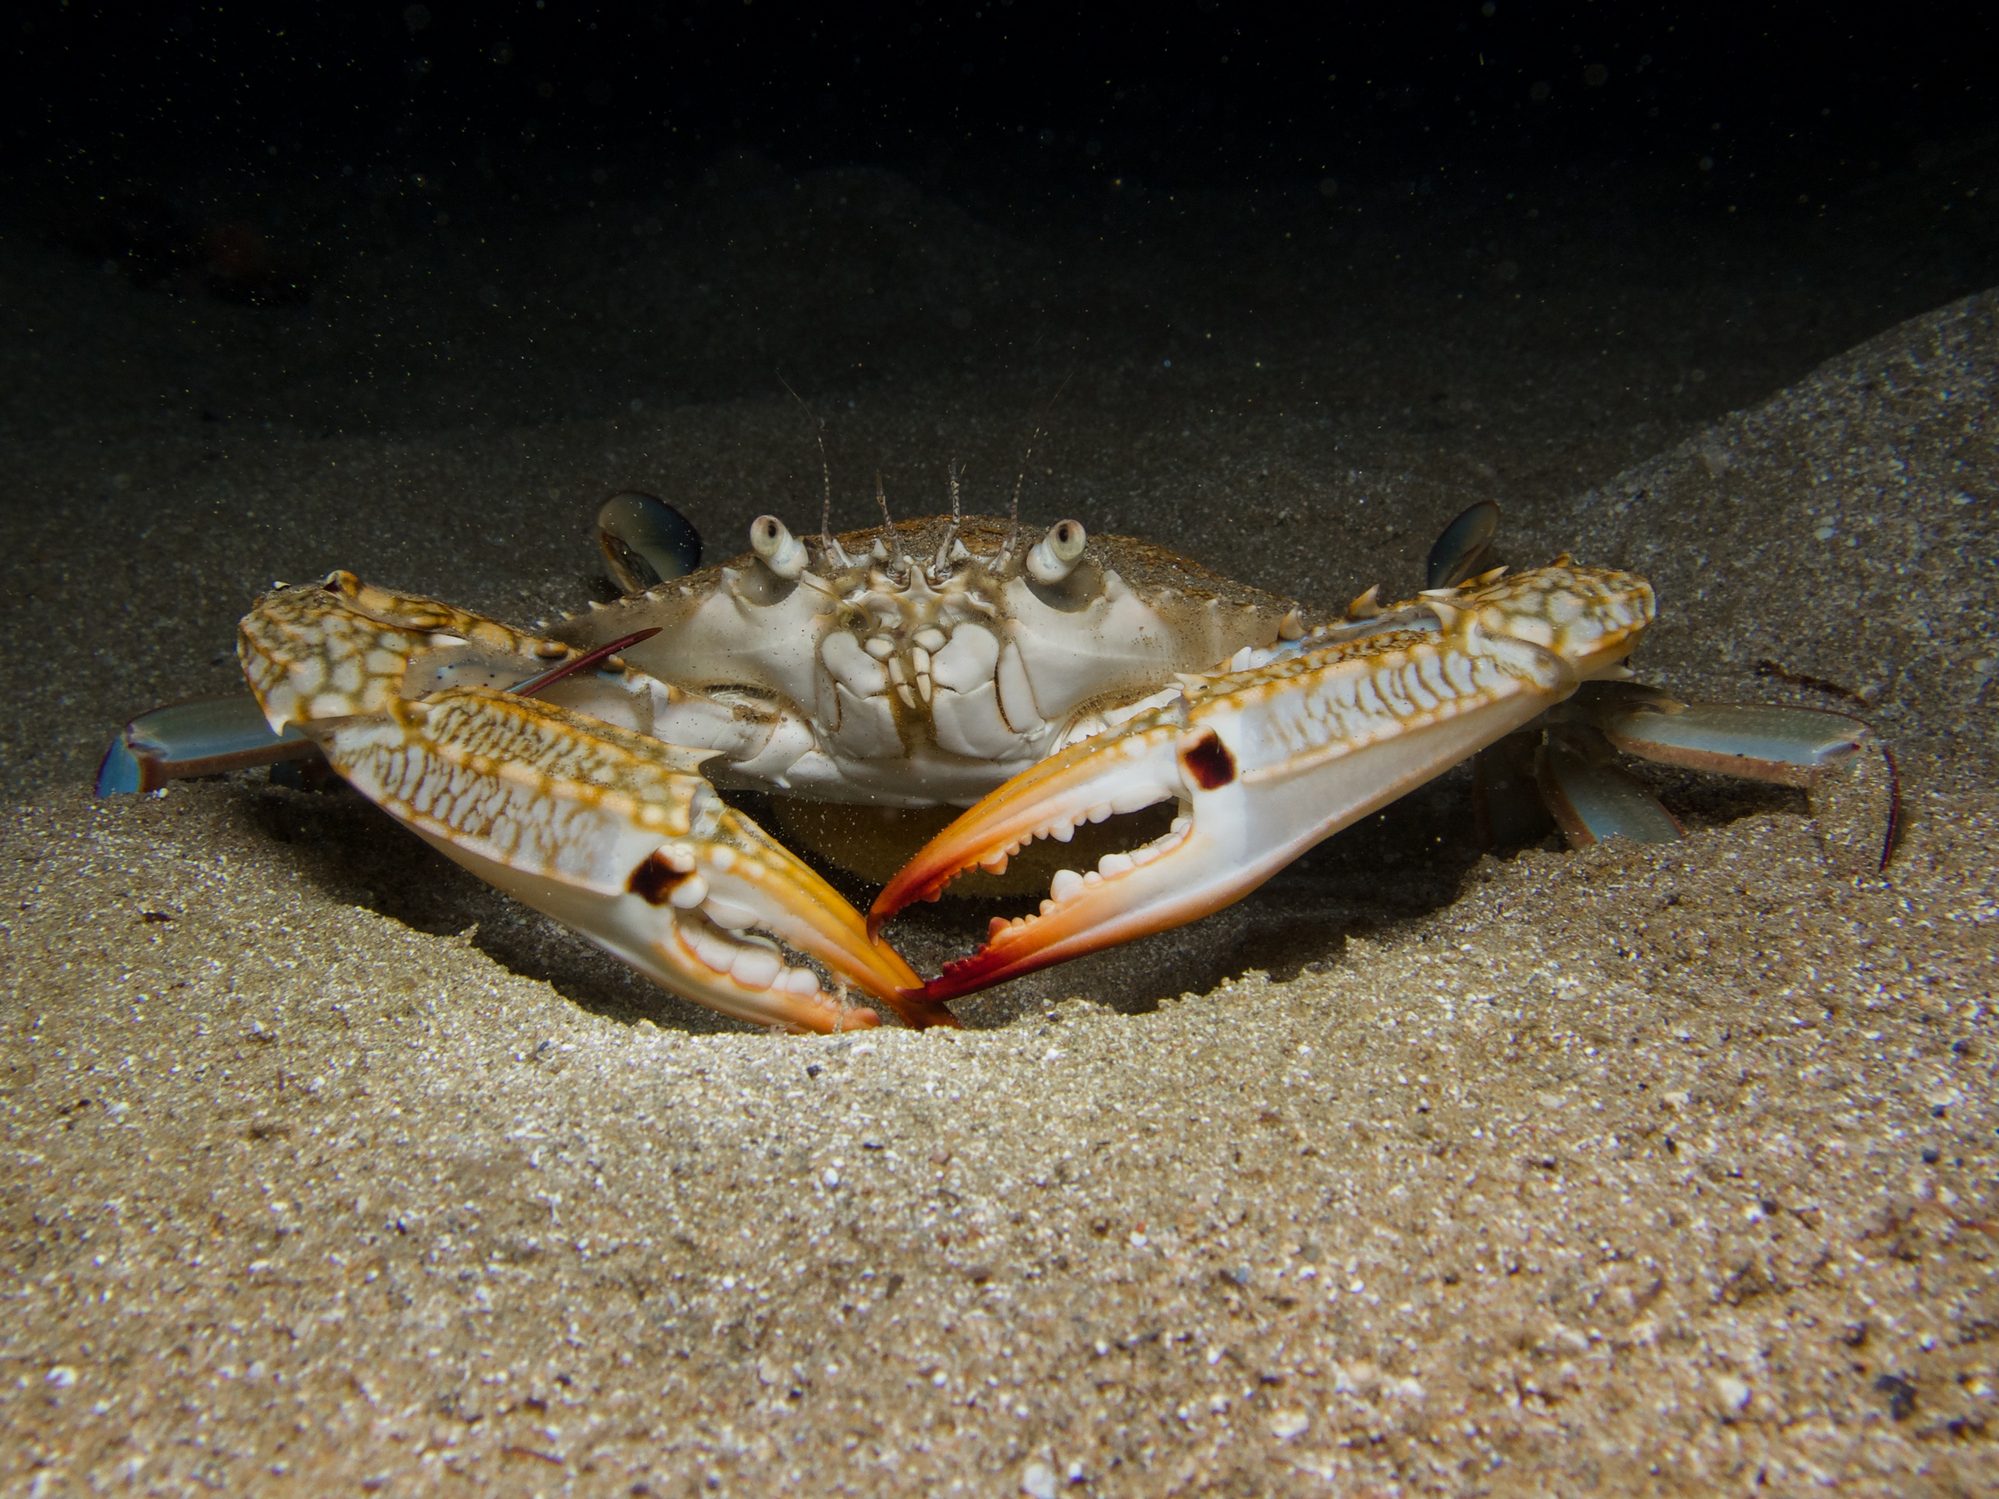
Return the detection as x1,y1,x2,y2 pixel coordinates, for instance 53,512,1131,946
97,494,1877,1031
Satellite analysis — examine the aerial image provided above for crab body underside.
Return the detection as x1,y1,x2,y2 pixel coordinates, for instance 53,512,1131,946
99,501,1874,1031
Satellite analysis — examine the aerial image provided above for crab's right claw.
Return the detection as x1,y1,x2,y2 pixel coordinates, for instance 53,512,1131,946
239,576,945,1033
874,563,1657,1001
318,688,944,1032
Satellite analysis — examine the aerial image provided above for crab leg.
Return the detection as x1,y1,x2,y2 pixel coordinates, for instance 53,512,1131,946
98,494,709,799
241,574,944,1033
96,694,316,795
872,563,1656,1000
1573,684,1871,787
93,629,661,797
1522,683,1876,847
1533,727,1688,844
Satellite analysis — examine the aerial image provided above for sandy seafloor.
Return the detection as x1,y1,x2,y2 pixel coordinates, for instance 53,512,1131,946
3,159,1998,1494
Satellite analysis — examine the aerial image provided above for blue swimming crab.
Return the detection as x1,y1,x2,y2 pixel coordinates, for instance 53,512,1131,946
98,495,1875,1031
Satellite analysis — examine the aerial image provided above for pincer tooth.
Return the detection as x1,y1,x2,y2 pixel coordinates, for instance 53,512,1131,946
729,944,784,991
703,895,760,930
868,718,1186,934
685,813,949,1029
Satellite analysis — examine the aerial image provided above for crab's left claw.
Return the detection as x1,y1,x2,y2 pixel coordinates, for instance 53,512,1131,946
874,563,1656,1001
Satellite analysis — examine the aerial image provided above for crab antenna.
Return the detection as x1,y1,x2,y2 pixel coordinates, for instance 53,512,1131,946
997,371,1071,571
778,373,851,569
932,459,965,575
996,425,1039,571
876,473,914,576
816,424,852,567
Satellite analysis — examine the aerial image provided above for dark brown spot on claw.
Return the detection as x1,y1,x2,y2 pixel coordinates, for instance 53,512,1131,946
1180,728,1237,790
627,851,690,905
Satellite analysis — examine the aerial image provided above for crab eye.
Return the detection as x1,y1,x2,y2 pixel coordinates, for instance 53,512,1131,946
597,492,703,594
750,514,807,580
1026,519,1088,584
